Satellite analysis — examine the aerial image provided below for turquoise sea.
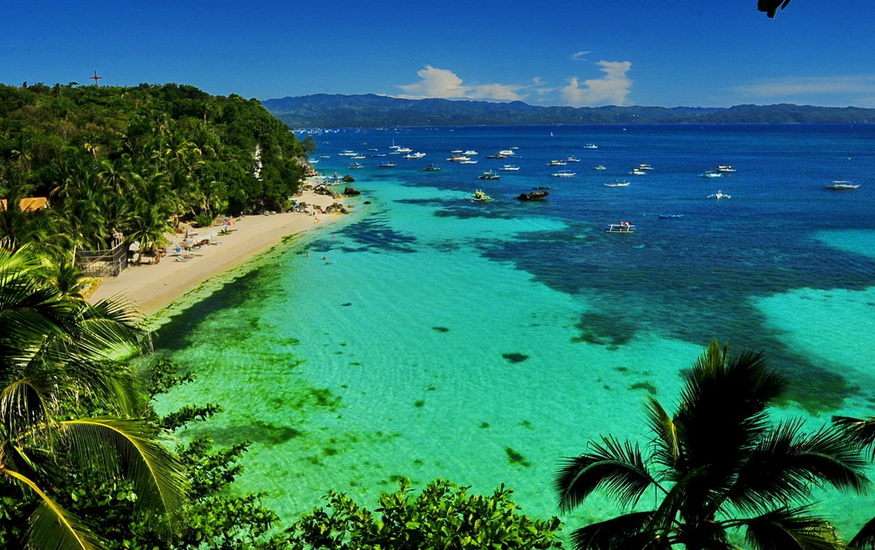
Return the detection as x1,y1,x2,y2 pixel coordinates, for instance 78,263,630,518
152,124,875,537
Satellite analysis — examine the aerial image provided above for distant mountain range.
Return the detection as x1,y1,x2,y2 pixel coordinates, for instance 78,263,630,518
261,94,875,128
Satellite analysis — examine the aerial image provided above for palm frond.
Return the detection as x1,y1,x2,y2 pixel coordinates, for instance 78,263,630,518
1,377,53,439
847,515,875,550
833,415,875,457
732,421,868,513
556,435,654,513
2,467,104,550
644,397,680,471
740,505,841,550
569,511,667,550
60,418,188,522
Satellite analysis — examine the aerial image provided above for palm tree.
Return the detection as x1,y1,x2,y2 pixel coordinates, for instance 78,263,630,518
833,416,875,549
555,341,869,550
0,246,188,549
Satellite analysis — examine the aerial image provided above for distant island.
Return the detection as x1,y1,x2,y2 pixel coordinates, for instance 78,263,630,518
262,93,875,129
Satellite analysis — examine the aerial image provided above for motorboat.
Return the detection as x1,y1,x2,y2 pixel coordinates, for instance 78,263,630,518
395,146,413,154
566,156,581,163
629,168,647,176
547,159,567,166
593,164,607,171
498,149,516,157
583,143,599,149
463,150,478,156
499,165,520,171
404,152,426,159
459,159,478,164
478,170,500,180
824,180,859,190
716,165,736,173
604,181,630,187
379,161,397,168
471,189,493,202
605,222,635,233
348,162,363,169
552,170,576,177
447,155,470,162
637,163,654,171
708,191,731,200
700,170,723,178
352,154,366,159
338,150,357,157
423,164,441,172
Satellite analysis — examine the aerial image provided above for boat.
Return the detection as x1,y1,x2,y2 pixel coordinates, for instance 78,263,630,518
499,165,520,171
629,168,647,176
379,161,397,168
423,164,441,172
605,222,635,233
583,143,598,149
404,152,426,159
309,159,319,164
447,155,470,162
552,170,576,177
637,163,654,171
824,180,859,190
352,154,366,159
463,150,478,156
348,162,363,169
716,165,737,173
471,189,493,202
708,191,731,200
459,159,479,164
498,149,516,157
547,159,567,166
395,146,413,154
338,150,357,157
516,190,549,201
593,164,607,171
478,170,500,180
566,156,581,163
604,181,630,187
658,214,685,219
700,170,723,178
319,154,330,159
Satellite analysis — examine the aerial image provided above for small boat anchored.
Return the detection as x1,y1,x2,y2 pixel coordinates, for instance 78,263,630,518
604,181,630,187
423,164,441,172
471,189,493,202
708,191,731,200
605,221,635,233
478,170,500,180
824,180,859,190
499,164,520,171
552,170,576,177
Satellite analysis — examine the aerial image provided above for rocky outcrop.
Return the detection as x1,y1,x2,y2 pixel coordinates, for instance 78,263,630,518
343,186,361,196
516,190,549,201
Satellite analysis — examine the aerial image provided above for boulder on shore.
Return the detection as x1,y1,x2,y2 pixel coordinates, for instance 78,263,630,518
343,186,361,196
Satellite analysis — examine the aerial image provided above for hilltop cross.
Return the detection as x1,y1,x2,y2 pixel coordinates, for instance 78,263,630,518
90,70,102,86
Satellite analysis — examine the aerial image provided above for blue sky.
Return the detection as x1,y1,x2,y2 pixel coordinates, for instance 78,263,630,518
3,1,874,108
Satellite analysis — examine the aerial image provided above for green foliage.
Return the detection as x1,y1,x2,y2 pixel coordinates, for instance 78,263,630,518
286,477,563,549
0,82,307,265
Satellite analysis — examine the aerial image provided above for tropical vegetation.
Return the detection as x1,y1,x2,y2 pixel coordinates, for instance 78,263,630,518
0,82,313,267
554,341,870,550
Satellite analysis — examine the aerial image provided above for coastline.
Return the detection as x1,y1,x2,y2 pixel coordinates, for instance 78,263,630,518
88,183,355,319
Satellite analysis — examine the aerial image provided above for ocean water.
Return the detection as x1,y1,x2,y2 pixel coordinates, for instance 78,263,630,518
152,124,875,538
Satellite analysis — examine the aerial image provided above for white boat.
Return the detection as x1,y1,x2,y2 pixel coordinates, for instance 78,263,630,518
583,143,598,149
348,162,363,169
604,181,630,187
716,165,737,173
637,163,654,171
498,149,515,156
352,154,366,159
629,168,647,176
700,170,723,178
593,164,606,171
605,221,635,233
395,146,413,154
447,155,470,162
566,156,581,163
404,152,426,159
423,164,441,172
547,159,567,166
499,165,520,171
459,160,478,164
338,150,357,157
708,191,731,200
824,180,859,190
478,170,500,180
552,170,576,177
463,150,478,156
379,161,397,168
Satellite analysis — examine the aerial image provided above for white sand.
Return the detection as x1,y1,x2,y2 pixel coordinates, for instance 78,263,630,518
88,187,352,317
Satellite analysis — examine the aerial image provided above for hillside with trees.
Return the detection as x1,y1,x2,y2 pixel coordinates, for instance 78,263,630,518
0,82,314,269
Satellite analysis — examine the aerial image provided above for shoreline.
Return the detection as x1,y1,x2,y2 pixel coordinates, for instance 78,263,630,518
88,183,355,319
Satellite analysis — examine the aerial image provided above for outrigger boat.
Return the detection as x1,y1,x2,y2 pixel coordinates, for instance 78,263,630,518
471,189,493,202
824,180,859,190
605,221,635,233
604,181,630,187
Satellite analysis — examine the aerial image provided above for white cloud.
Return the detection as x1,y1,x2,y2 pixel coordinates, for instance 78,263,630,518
398,65,526,102
561,61,632,106
571,51,591,61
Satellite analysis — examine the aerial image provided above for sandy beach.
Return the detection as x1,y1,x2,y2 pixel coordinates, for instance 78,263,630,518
88,184,353,318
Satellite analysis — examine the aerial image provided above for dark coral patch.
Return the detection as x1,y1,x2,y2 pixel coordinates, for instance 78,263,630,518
502,352,529,364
